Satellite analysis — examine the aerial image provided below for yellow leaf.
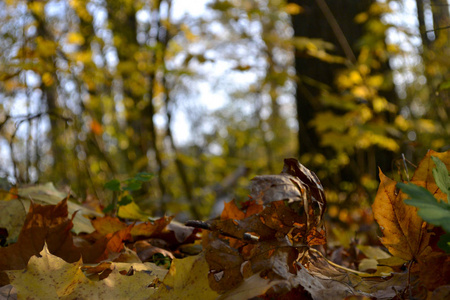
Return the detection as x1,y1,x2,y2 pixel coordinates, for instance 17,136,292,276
28,1,44,15
283,3,303,15
42,72,54,87
410,150,450,202
7,244,88,299
357,245,391,260
394,115,410,131
372,170,432,261
0,196,27,243
152,253,219,299
349,70,363,85
355,12,369,23
367,74,384,88
7,244,163,299
35,37,57,58
18,183,103,234
118,200,152,221
66,32,85,45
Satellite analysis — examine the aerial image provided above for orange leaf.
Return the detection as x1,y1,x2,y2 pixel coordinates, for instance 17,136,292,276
372,170,432,261
221,199,245,220
410,149,450,202
90,119,103,136
91,216,126,236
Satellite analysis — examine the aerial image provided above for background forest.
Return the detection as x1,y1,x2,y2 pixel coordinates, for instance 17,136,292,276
0,0,449,225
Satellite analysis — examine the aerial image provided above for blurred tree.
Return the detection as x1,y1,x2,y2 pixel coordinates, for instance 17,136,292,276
409,0,449,156
0,0,447,222
289,0,401,209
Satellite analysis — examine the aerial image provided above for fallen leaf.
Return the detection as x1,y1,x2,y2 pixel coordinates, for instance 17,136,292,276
0,200,133,285
0,196,27,244
152,252,220,299
7,244,163,300
134,240,175,262
372,170,432,260
418,252,450,290
18,183,103,234
118,200,152,221
221,199,245,220
410,150,450,202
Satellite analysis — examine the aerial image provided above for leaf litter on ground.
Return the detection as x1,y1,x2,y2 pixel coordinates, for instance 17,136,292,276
1,153,450,299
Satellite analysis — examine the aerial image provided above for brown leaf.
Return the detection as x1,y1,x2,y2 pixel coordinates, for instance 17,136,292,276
410,149,450,202
221,199,245,220
134,240,174,262
205,238,244,293
0,199,78,285
0,200,134,285
372,170,432,261
418,253,450,290
91,215,174,239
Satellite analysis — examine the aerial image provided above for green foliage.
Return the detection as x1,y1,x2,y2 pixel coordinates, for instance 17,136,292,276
104,173,155,214
432,156,450,201
397,156,450,252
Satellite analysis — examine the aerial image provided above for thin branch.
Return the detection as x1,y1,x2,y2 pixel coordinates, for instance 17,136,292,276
425,25,450,33
314,0,357,64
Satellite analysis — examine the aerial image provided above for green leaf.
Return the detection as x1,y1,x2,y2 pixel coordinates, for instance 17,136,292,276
118,195,133,206
104,179,121,192
437,233,450,253
438,80,450,91
431,156,450,201
398,182,450,232
133,172,155,182
152,253,171,268
102,203,115,213
122,179,142,191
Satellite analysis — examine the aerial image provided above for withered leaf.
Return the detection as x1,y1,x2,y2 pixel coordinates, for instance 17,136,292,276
203,159,327,294
372,170,432,261
410,150,450,202
0,200,134,285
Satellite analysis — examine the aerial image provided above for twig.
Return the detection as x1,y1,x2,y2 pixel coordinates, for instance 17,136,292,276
425,25,450,33
314,0,357,64
308,248,369,276
402,153,410,182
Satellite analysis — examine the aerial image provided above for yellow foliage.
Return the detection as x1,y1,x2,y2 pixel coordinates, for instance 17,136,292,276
181,24,198,42
354,12,368,24
36,37,57,58
7,244,166,299
352,86,370,99
310,111,349,133
367,74,384,88
358,106,373,123
73,50,92,63
118,200,152,221
394,115,411,131
70,0,92,22
349,71,363,85
152,253,219,299
42,72,54,87
283,3,303,15
28,1,44,16
417,119,437,133
372,96,387,112
67,32,85,45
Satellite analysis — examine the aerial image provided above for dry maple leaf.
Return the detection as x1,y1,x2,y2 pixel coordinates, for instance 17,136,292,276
372,149,450,262
6,244,165,300
372,170,432,261
0,199,136,286
193,158,327,294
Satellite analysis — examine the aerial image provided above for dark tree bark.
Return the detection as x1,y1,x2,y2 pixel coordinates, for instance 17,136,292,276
289,0,372,155
289,0,397,186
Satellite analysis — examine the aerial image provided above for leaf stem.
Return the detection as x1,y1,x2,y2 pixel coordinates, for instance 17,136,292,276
308,248,369,276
